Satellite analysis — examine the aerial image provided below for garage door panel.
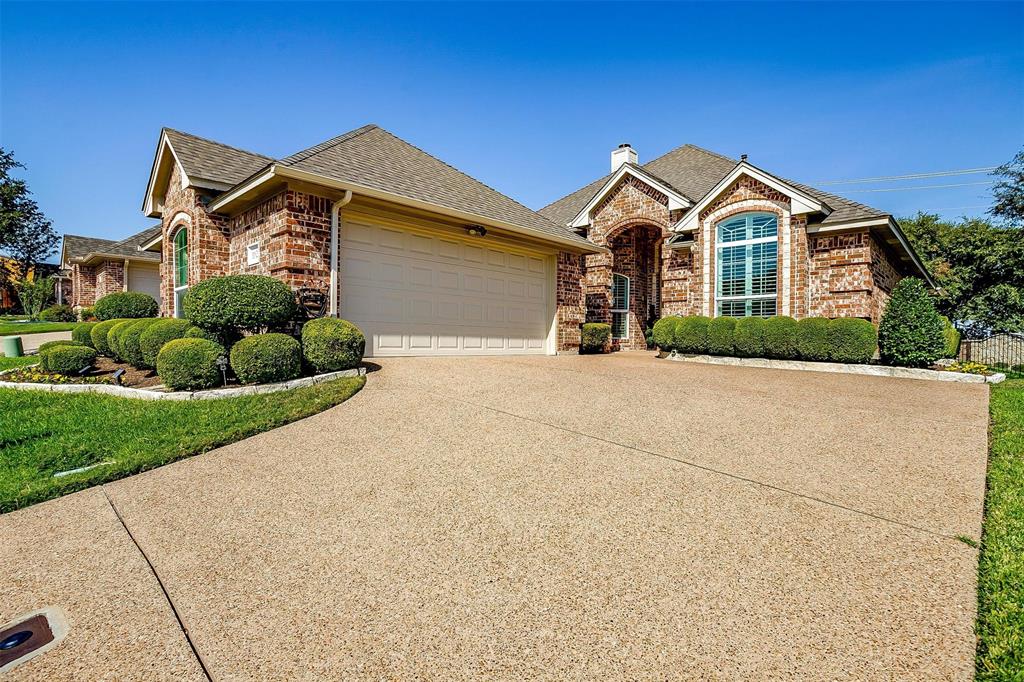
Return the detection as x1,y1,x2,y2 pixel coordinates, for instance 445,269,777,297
341,221,550,357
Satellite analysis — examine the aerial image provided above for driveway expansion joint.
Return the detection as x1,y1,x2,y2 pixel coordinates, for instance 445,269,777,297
101,487,214,681
420,386,966,543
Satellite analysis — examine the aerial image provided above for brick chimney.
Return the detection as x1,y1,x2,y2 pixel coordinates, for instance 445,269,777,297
610,143,638,172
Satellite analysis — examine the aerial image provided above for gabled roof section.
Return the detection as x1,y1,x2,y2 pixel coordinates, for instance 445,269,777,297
565,162,693,229
674,161,831,232
204,125,598,251
61,226,162,266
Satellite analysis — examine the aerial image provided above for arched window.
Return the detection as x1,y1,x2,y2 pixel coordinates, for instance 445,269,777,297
173,227,188,317
611,273,630,339
715,212,778,317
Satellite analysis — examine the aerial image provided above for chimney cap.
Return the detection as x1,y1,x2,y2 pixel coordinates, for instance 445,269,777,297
618,143,632,149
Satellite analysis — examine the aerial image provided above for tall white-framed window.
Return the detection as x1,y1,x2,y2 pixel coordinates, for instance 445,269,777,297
611,273,630,339
172,227,188,318
715,212,778,318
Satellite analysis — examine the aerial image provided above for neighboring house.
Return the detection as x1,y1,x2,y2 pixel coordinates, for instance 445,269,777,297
60,227,163,309
0,258,61,312
142,125,932,356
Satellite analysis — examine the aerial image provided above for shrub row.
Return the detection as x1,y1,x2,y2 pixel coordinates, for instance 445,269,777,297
654,315,878,364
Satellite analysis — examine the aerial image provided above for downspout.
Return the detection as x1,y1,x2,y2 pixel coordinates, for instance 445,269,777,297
123,259,130,292
329,190,354,317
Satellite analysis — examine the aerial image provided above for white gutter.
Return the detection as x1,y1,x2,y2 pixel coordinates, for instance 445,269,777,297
329,190,353,316
207,164,604,254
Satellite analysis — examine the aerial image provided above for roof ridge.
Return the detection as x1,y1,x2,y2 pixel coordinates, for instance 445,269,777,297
643,143,737,169
278,124,380,166
373,127,567,230
163,127,273,161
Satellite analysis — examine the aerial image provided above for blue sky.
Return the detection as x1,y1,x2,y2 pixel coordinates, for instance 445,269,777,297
2,1,1022,257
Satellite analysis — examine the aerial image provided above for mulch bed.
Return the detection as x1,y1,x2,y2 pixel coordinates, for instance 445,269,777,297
92,357,163,388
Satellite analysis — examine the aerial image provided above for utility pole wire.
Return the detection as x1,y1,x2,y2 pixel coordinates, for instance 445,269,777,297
815,167,998,185
842,180,995,193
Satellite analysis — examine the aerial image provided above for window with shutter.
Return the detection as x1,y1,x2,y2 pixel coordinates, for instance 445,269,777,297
611,273,629,339
715,212,778,318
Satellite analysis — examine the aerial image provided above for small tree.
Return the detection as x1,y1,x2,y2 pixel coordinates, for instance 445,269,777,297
13,275,54,320
0,148,59,282
878,278,945,367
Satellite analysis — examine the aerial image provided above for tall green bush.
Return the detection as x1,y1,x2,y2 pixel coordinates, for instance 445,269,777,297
94,291,159,320
763,316,798,359
827,318,877,364
878,278,945,367
796,317,831,361
651,316,680,351
733,317,766,357
941,317,961,359
673,316,710,354
706,316,737,356
183,275,297,334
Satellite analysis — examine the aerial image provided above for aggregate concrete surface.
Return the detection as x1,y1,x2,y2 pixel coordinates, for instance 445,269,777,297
1,353,988,679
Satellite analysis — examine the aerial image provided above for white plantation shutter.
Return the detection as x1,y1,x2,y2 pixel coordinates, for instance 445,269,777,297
715,213,778,318
611,274,629,339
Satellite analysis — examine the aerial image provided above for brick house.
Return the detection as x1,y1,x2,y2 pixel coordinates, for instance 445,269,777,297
142,126,932,356
60,227,163,310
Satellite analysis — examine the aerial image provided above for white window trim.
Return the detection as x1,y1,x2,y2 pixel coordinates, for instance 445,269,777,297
611,273,630,340
714,213,779,318
172,225,188,318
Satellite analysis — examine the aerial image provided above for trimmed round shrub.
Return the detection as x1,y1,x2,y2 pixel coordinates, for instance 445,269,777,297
39,345,97,375
763,315,799,359
301,318,366,372
941,316,961,359
72,322,98,348
673,315,710,354
120,319,162,368
37,339,85,354
156,338,225,391
796,317,831,361
140,319,195,368
39,304,76,322
107,319,140,361
182,275,297,333
90,318,127,356
94,291,159,321
826,318,877,364
580,322,611,354
230,333,302,384
707,316,737,356
733,317,767,358
878,277,945,367
651,316,681,351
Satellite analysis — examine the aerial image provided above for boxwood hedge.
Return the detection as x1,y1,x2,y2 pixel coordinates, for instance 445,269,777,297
39,345,97,375
120,319,163,368
706,316,737,356
230,333,302,385
672,315,708,354
796,317,831,362
580,322,611,354
827,318,877,364
651,316,680,351
182,275,297,333
301,318,366,372
94,291,159,321
90,318,127,356
763,315,798,359
733,317,766,357
72,322,98,348
156,338,225,391
140,319,195,368
107,320,140,361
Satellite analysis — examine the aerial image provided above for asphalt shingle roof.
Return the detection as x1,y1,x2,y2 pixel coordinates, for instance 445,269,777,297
63,226,162,263
538,143,888,227
164,129,273,187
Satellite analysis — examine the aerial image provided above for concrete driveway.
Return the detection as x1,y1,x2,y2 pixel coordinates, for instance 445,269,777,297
1,353,989,679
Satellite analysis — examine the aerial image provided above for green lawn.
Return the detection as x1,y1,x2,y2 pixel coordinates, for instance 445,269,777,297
0,355,38,372
976,379,1024,679
0,376,364,512
0,320,78,335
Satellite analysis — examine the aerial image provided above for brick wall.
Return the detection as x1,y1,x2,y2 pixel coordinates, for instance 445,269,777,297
807,229,904,322
556,251,585,352
71,263,96,308
95,260,125,299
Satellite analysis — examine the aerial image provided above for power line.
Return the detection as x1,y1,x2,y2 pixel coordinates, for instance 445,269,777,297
842,180,994,193
815,166,998,185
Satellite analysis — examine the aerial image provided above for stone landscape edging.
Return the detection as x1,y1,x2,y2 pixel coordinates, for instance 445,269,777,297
658,351,1005,384
0,364,367,400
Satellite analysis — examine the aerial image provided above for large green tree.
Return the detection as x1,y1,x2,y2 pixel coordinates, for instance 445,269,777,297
991,149,1024,226
0,147,59,281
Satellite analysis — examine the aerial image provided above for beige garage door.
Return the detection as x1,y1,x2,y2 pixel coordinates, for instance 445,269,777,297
127,262,161,307
340,220,551,357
